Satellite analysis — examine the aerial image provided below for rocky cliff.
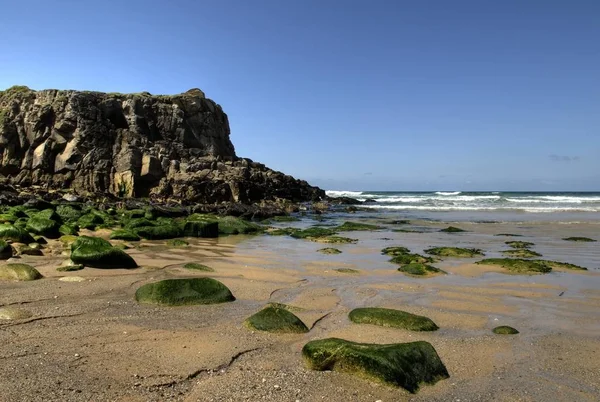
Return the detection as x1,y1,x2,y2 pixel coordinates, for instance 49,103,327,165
0,86,323,204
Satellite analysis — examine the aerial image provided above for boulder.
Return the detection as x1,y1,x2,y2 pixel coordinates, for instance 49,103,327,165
70,236,137,268
349,308,439,331
245,306,309,333
135,278,235,306
0,263,43,281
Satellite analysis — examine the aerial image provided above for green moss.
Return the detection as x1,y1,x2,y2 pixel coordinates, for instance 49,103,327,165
34,209,61,222
182,220,218,238
475,258,551,274
56,205,83,222
505,241,534,249
57,264,84,272
562,237,596,242
59,224,79,236
183,262,215,272
135,278,235,306
335,268,359,274
0,240,12,259
0,224,35,243
349,308,439,331
25,216,60,238
398,263,444,276
424,247,484,258
502,249,542,258
6,206,28,218
440,226,466,233
0,213,18,223
381,246,411,256
124,218,156,230
166,238,189,247
216,216,264,235
266,227,299,236
134,225,182,240
290,226,338,239
109,229,141,241
0,263,43,281
70,236,137,268
302,338,449,392
318,247,342,254
389,253,434,265
245,306,308,333
335,221,382,231
312,235,357,244
59,235,78,245
492,325,519,335
535,260,587,271
77,213,105,230
494,233,523,237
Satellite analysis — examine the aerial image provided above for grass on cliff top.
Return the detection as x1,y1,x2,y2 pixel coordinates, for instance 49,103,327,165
349,307,439,331
424,247,484,258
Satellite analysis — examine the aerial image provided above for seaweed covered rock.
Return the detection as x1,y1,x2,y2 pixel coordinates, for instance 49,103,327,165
302,338,449,392
335,268,359,274
440,226,466,233
312,236,357,244
290,227,338,240
0,263,43,281
390,253,434,265
245,305,308,333
425,247,483,258
59,224,79,236
55,205,83,223
70,236,137,268
183,262,214,272
166,239,189,247
502,249,542,258
182,220,219,238
493,325,519,335
318,247,342,254
535,260,587,271
134,225,182,240
505,241,534,249
381,246,411,256
335,222,382,231
475,258,551,274
77,213,105,230
349,308,439,331
135,278,235,306
26,216,61,238
216,216,263,235
0,224,35,243
398,263,445,276
562,237,596,242
0,240,12,259
109,229,141,241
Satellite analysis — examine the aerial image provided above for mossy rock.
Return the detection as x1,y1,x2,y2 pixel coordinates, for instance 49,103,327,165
0,213,18,224
167,238,189,247
475,258,551,274
290,227,338,239
216,216,264,235
77,213,105,230
0,240,12,259
109,229,141,241
425,247,484,258
124,218,156,230
58,224,79,236
494,233,523,237
349,308,439,331
268,215,300,222
57,264,84,272
183,262,214,272
134,225,182,240
0,224,35,243
182,220,218,238
535,260,587,271
135,278,235,306
267,227,299,236
245,306,308,333
55,205,83,222
15,244,43,256
33,209,61,221
70,236,137,269
505,241,534,249
398,263,444,276
0,263,43,281
440,226,465,233
492,325,519,335
389,253,434,265
502,249,542,258
562,237,596,242
59,235,78,245
381,246,411,256
335,221,382,231
393,228,426,233
318,247,342,254
302,338,449,392
0,307,33,320
311,236,357,244
25,216,60,238
335,268,359,274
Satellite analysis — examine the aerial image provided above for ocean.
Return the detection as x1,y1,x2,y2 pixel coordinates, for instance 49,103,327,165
325,190,600,222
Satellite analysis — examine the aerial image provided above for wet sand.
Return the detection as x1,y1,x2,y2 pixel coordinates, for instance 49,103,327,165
1,220,599,401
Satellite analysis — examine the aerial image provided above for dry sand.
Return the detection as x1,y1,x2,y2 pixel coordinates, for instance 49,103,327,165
1,221,599,401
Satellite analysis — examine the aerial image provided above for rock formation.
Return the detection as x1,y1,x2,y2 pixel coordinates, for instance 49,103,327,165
0,86,324,204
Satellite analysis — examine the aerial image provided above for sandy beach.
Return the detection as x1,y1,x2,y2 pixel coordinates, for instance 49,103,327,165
1,218,599,402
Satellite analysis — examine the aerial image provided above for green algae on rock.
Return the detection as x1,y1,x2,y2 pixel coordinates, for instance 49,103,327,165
335,268,359,274
166,238,189,247
389,253,434,265
502,249,542,258
318,247,342,254
562,237,596,242
505,241,534,249
424,247,484,258
302,338,449,393
0,263,43,281
182,220,219,238
70,236,137,269
312,235,357,244
134,225,182,240
245,306,308,333
109,229,141,241
349,308,439,331
535,260,587,271
135,278,235,306
494,233,523,237
381,246,411,256
26,216,61,238
58,224,79,236
398,263,445,276
0,224,35,244
0,307,33,320
475,258,551,274
335,221,382,231
493,325,519,335
440,226,466,233
57,264,84,272
183,262,215,272
290,227,338,240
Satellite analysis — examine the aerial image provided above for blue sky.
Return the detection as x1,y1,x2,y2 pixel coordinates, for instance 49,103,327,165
1,0,599,191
